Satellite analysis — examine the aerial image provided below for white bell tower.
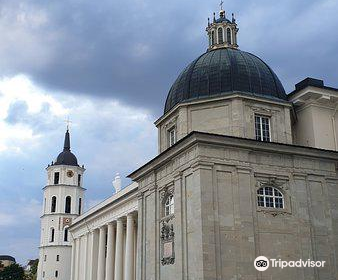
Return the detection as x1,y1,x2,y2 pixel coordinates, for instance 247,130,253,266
37,129,85,280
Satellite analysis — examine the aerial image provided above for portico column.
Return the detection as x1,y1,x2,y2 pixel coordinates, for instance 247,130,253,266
125,214,135,280
97,226,107,280
86,232,94,280
114,219,124,280
70,238,76,280
74,238,80,280
105,223,116,280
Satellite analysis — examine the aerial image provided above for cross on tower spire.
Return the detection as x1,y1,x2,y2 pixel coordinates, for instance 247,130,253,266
220,0,224,10
65,117,72,131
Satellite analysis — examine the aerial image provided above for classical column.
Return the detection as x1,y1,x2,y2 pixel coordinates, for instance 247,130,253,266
105,223,116,280
114,219,124,280
97,226,107,280
70,238,76,280
81,234,88,280
74,238,80,280
125,214,135,280
91,229,100,280
86,232,94,280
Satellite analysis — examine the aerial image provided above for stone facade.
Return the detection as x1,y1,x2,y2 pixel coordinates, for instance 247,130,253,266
69,182,138,280
130,132,338,280
156,94,293,153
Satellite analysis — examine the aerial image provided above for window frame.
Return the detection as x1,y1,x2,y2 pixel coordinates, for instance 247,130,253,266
164,194,174,217
50,227,55,243
64,227,69,242
257,186,284,209
51,196,57,213
78,198,82,215
65,196,71,214
217,27,224,44
54,172,60,185
211,30,215,45
168,127,176,147
255,114,271,142
78,174,81,187
226,28,232,44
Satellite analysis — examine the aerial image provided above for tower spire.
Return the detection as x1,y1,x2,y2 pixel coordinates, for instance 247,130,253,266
63,129,71,151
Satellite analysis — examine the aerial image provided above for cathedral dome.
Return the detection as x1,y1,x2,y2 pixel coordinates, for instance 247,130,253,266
164,48,287,113
54,129,79,166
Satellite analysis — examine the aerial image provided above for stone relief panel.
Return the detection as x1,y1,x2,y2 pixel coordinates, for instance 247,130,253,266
160,221,175,265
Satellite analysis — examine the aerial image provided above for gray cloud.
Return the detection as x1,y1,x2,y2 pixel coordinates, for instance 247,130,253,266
0,0,336,116
5,100,60,134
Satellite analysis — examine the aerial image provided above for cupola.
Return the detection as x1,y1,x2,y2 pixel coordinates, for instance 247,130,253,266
206,5,238,50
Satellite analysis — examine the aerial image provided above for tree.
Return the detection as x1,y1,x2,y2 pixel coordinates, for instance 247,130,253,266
0,263,25,280
26,260,38,280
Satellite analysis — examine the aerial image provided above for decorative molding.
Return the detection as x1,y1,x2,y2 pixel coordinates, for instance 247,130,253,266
160,221,175,265
160,186,174,200
256,178,289,191
257,208,292,217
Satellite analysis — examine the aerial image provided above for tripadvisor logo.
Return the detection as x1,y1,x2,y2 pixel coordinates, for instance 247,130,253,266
254,256,269,271
254,256,325,271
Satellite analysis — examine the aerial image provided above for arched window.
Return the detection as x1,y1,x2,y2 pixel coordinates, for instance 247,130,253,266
257,187,284,209
218,27,224,44
65,196,71,214
64,228,69,242
226,28,232,44
51,196,57,213
164,195,174,216
211,31,215,45
78,198,82,215
50,228,55,242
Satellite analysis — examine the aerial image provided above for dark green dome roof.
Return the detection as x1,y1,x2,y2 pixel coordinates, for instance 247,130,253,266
164,48,287,113
54,130,78,166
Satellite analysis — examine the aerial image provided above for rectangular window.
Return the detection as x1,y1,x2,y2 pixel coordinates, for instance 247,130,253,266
55,270,58,277
44,255,47,261
43,271,45,277
56,255,59,261
64,228,68,242
54,172,60,184
255,115,270,142
78,198,82,215
78,174,81,187
168,128,176,147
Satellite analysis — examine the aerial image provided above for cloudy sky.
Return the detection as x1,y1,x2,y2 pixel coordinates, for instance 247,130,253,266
0,0,337,265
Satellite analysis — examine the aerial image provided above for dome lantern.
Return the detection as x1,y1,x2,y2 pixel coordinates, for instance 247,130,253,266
206,4,239,51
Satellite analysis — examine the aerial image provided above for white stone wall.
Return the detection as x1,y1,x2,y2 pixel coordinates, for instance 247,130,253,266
132,133,338,280
290,86,338,151
37,164,85,280
156,94,293,153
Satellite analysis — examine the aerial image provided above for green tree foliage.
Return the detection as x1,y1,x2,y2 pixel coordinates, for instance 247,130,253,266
0,263,26,280
26,260,38,280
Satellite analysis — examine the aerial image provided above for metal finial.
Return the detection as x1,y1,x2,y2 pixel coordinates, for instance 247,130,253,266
232,13,236,23
220,0,224,10
64,117,72,131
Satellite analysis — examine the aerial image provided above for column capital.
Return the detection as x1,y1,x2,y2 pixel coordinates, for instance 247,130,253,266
127,211,137,220
107,221,115,227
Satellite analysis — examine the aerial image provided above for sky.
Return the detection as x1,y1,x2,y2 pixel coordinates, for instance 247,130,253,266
0,0,337,265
